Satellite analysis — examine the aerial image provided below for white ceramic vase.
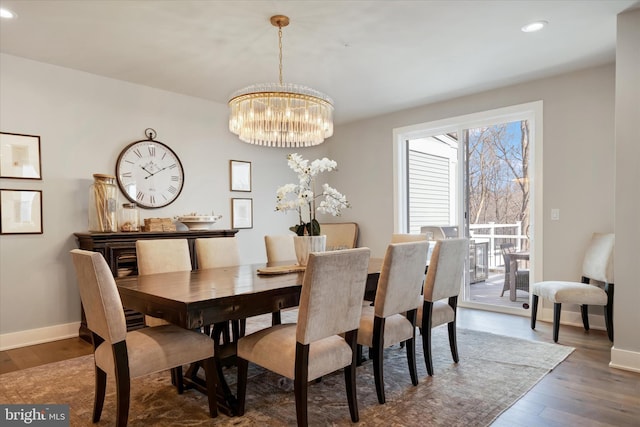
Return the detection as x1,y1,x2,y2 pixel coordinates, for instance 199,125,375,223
293,235,327,266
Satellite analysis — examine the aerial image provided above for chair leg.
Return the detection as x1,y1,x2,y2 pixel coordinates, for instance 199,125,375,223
201,357,219,418
448,297,459,363
272,310,282,326
421,301,434,376
604,303,614,342
604,283,614,342
344,330,359,422
405,309,418,386
112,341,131,427
174,366,184,394
372,316,386,404
531,295,539,329
447,321,459,363
236,357,249,416
294,342,310,427
580,305,590,331
93,365,107,423
553,303,562,343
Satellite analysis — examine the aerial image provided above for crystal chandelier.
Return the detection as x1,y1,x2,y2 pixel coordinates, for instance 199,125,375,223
228,15,334,147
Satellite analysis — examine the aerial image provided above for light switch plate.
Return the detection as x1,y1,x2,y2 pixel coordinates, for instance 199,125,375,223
551,208,560,221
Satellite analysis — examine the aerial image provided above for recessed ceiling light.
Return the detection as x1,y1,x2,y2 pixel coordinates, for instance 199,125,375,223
521,20,548,33
0,7,17,19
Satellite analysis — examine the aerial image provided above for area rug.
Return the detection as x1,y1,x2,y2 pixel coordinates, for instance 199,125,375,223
0,317,573,426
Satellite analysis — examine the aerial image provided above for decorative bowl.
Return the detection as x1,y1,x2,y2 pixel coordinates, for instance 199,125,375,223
175,214,222,231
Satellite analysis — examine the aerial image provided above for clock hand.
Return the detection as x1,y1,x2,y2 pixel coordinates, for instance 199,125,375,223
144,165,170,179
140,165,154,177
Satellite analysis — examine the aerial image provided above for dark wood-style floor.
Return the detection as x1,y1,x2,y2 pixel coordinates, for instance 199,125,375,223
1,308,638,426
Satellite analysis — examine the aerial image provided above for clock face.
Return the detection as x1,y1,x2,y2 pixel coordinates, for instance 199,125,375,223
116,139,184,209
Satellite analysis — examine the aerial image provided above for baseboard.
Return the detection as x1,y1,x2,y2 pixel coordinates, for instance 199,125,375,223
610,346,640,373
0,322,80,351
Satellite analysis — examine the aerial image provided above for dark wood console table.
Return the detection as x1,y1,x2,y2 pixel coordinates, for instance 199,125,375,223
74,229,238,341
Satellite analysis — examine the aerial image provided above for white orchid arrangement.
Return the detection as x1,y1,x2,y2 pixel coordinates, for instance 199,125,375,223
276,153,350,236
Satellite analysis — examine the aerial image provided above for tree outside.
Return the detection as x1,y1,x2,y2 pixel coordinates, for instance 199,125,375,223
467,120,530,248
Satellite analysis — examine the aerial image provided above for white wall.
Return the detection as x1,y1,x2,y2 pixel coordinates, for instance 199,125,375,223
611,8,640,371
0,53,329,347
326,63,640,372
327,64,616,266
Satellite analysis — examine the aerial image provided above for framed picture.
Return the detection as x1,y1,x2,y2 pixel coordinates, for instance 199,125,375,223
231,198,253,229
0,132,42,179
0,189,43,234
230,160,251,192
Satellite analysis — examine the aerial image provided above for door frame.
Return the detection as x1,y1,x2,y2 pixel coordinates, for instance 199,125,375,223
392,101,543,316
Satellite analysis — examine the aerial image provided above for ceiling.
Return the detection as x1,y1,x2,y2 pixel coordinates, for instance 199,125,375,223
0,1,637,125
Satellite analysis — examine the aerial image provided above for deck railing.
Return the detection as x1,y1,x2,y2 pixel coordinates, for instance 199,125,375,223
469,222,528,269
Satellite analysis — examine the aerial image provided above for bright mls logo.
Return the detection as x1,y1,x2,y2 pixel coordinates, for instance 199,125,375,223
1,405,69,426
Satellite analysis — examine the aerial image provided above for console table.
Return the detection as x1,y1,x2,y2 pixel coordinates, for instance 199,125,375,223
74,229,238,341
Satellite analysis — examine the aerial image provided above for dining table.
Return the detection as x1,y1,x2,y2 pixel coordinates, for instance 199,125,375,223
116,258,383,415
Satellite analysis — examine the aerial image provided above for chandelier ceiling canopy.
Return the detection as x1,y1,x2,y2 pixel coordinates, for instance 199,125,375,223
228,15,334,148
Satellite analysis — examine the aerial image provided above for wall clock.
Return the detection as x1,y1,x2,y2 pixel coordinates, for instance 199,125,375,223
116,128,184,209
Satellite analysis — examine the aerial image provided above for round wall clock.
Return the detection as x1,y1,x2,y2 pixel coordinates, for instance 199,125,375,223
116,129,184,209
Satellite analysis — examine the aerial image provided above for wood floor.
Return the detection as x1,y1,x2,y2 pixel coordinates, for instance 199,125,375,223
1,308,638,426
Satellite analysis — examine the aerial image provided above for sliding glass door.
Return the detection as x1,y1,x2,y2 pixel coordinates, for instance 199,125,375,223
393,102,541,315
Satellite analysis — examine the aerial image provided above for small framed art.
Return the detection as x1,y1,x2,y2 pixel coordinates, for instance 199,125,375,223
231,198,253,229
230,160,251,192
0,132,42,179
0,189,43,234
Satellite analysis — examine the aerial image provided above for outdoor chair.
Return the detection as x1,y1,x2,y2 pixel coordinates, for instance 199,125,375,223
531,232,614,342
500,242,530,299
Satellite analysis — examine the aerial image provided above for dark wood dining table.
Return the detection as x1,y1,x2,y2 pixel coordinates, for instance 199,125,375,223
116,258,383,415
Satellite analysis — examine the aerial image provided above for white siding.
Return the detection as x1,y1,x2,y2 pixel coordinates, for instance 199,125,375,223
408,150,450,233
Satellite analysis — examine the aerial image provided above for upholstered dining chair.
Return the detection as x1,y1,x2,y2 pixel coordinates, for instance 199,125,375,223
195,237,243,340
70,249,219,427
390,233,429,243
136,239,192,327
416,237,467,376
264,234,297,263
531,232,615,343
358,240,430,404
236,248,371,427
195,237,240,269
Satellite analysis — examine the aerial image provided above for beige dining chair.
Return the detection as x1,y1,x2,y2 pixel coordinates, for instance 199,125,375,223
390,233,429,243
136,239,192,327
358,240,429,404
320,222,359,250
264,234,297,263
195,237,240,269
70,249,219,427
236,248,371,427
195,237,249,342
531,232,615,343
416,237,467,376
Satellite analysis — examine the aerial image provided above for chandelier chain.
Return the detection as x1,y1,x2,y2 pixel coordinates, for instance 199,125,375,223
278,25,283,85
